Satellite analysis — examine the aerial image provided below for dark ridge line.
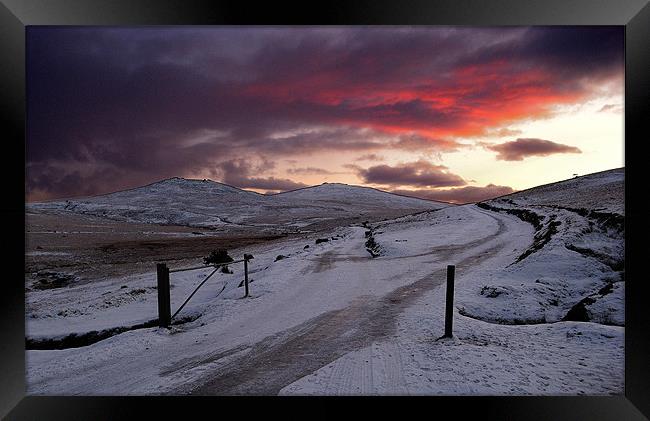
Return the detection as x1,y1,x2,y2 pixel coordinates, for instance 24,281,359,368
549,205,624,231
27,176,260,204
457,307,551,326
29,178,452,206
26,314,199,350
97,176,258,198
565,244,625,272
475,202,560,266
269,182,454,206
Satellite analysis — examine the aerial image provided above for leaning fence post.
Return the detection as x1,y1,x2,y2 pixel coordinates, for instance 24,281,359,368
157,263,171,328
444,265,455,338
243,256,250,298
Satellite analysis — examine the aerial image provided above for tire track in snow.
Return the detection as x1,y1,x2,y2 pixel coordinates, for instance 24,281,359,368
301,208,508,266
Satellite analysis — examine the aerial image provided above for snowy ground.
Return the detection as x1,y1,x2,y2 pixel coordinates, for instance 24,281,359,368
469,168,625,327
280,205,623,395
25,170,624,395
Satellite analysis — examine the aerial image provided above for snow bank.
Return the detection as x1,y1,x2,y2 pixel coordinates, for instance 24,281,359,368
456,169,624,326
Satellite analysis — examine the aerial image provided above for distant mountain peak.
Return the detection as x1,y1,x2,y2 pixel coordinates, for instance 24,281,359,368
161,176,211,183
315,182,352,188
98,176,257,198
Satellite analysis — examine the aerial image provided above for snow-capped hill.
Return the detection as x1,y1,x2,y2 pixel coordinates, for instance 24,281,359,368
29,178,448,230
111,177,259,198
488,168,624,215
28,177,268,228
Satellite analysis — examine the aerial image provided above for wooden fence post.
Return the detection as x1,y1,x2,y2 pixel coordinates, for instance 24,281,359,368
444,265,455,338
243,257,249,298
157,263,171,328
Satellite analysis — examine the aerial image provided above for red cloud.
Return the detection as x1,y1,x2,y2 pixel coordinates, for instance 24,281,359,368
27,27,622,200
241,58,596,143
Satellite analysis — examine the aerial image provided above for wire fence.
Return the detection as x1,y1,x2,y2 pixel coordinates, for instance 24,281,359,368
157,256,252,328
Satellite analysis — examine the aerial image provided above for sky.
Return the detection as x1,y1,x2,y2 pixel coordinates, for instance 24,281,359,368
26,26,624,204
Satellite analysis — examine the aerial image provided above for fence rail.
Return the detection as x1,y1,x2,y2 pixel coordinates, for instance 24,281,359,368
159,254,455,336
171,266,220,321
169,259,246,273
156,255,253,328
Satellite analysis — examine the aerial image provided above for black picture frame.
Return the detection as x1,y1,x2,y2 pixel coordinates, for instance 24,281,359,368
2,1,648,419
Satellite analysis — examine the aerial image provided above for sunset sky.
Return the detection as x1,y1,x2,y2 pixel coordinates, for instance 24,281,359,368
26,26,624,203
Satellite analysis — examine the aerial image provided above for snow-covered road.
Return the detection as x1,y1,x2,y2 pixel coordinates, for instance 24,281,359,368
185,207,524,395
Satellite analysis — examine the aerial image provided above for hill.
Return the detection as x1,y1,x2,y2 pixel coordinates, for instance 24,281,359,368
28,178,450,231
490,168,624,215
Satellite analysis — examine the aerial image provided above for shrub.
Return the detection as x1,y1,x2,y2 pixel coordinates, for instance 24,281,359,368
365,236,381,258
204,249,234,266
480,286,505,298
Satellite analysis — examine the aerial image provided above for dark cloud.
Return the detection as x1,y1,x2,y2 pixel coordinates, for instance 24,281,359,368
249,128,386,155
393,184,515,204
233,177,307,191
343,163,362,171
215,159,307,191
357,161,466,188
598,104,623,113
287,167,335,175
354,154,384,162
522,27,624,81
26,162,130,201
26,27,622,200
487,138,582,161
